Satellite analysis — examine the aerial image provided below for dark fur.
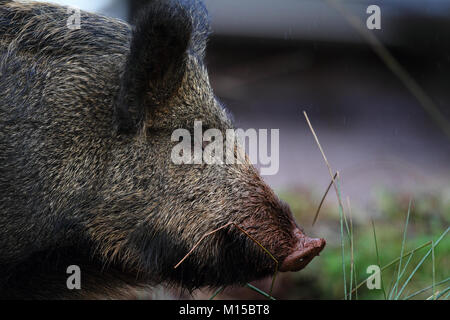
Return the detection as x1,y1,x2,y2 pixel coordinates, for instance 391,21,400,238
0,0,300,299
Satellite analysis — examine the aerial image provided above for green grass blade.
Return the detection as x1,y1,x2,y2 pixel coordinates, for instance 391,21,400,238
387,271,398,300
435,287,450,300
393,199,411,298
347,240,432,299
391,250,415,299
346,197,355,300
209,287,225,300
349,210,354,300
353,264,358,300
403,277,450,300
396,227,449,299
442,290,450,300
246,283,276,300
372,220,387,299
336,177,347,299
432,240,436,300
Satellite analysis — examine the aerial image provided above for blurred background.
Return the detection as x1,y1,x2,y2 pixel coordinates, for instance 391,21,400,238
39,0,449,300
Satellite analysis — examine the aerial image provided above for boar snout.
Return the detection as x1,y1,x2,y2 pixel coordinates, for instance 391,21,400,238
280,228,326,272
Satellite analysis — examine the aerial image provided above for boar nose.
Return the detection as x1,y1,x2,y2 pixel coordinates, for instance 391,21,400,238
279,228,326,272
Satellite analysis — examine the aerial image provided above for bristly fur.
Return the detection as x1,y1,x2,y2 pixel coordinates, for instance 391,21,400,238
0,0,303,299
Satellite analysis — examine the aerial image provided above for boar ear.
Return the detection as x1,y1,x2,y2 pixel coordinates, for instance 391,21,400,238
115,0,210,133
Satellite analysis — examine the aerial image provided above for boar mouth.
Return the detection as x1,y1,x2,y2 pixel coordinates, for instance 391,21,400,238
279,228,326,272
